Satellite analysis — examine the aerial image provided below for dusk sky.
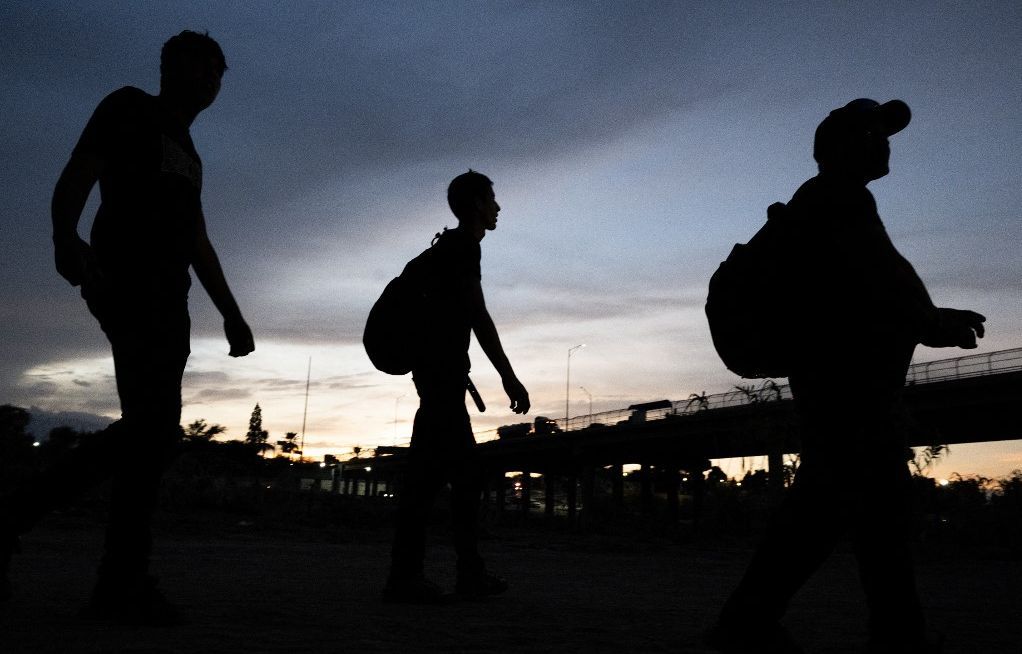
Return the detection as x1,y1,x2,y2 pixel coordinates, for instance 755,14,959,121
2,2,1020,479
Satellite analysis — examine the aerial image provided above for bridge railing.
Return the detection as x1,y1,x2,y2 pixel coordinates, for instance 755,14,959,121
472,347,1022,442
905,347,1022,384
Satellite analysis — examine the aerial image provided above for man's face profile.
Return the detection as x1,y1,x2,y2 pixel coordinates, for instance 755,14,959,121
168,55,224,112
475,189,500,232
856,129,891,181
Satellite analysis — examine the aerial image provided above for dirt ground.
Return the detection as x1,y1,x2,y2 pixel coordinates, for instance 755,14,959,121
1,514,1019,654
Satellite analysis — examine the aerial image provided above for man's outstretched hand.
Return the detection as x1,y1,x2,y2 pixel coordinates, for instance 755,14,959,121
503,376,530,415
225,316,255,357
923,308,986,349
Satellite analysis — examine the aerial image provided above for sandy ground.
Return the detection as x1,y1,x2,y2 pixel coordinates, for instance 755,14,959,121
1,514,1019,654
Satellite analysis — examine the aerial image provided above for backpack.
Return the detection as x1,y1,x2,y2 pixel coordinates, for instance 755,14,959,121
705,202,794,379
363,234,441,375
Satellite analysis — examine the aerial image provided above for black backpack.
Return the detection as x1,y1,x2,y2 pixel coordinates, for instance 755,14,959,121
363,234,441,375
705,202,794,379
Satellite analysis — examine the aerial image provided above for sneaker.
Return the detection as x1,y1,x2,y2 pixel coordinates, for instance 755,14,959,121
382,574,447,604
80,575,183,626
454,570,508,598
704,620,804,654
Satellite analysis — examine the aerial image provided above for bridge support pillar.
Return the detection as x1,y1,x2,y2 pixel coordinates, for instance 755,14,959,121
640,462,653,515
611,464,624,508
768,447,785,496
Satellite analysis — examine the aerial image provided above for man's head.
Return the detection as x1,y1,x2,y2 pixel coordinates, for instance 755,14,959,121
447,170,500,234
814,99,911,182
160,31,227,114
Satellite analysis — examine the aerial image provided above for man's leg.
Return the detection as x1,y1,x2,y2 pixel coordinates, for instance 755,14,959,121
717,454,847,627
420,382,506,597
449,449,484,577
385,381,456,604
389,441,447,583
96,423,181,587
853,441,927,647
449,449,506,597
710,374,857,653
80,288,189,623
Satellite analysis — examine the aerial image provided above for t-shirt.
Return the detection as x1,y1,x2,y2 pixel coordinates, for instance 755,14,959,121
785,174,934,381
73,86,203,294
403,227,481,374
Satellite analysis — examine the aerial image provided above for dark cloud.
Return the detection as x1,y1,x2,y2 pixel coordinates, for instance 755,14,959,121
2,2,739,394
187,387,253,403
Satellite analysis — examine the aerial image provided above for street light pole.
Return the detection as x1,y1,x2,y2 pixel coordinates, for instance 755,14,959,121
580,386,592,426
566,343,585,429
393,394,406,445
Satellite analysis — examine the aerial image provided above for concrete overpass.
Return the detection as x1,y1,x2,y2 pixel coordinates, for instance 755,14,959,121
337,348,1022,520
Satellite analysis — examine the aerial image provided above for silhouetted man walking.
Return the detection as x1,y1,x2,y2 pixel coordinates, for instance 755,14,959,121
708,99,985,653
1,31,254,624
384,170,530,603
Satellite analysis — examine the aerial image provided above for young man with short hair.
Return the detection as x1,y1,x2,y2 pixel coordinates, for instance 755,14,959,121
1,31,254,625
385,170,530,603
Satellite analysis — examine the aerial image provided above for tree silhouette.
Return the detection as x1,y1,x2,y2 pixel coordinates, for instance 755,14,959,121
38,426,83,464
0,405,32,448
783,453,800,487
245,403,272,456
0,405,36,488
685,391,710,413
733,379,782,404
184,418,226,442
910,444,949,476
706,465,728,485
276,431,300,458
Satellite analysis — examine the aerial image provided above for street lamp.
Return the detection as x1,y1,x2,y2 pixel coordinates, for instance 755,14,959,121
566,343,585,429
393,394,406,444
579,386,593,426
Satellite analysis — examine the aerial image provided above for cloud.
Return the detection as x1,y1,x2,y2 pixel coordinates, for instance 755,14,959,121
186,387,253,403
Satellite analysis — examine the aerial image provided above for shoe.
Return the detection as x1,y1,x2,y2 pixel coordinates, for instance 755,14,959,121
454,570,508,598
382,574,447,604
80,575,183,626
704,620,804,654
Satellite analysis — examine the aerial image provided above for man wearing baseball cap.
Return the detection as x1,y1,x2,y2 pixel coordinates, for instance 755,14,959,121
707,99,985,653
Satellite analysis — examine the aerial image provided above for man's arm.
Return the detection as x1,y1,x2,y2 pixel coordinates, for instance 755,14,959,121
51,152,103,286
882,236,986,349
192,212,255,357
470,281,529,414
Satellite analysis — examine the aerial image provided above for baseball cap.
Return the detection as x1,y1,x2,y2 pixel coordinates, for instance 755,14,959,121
813,99,911,163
